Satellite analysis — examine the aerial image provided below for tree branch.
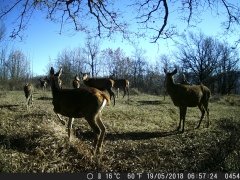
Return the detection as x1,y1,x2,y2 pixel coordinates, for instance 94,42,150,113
151,0,169,43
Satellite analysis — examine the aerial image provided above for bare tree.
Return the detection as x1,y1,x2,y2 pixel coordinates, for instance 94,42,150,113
0,0,239,43
217,42,239,94
131,47,148,90
0,22,5,42
5,49,31,80
176,32,220,85
83,36,100,77
55,47,86,87
0,23,7,81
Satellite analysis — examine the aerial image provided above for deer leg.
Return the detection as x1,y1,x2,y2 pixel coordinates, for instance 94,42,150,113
30,94,33,106
56,113,66,125
86,116,101,155
67,118,74,141
176,107,182,131
123,88,126,98
196,105,205,129
95,113,106,154
180,107,187,133
206,107,210,128
117,88,119,98
108,88,115,106
127,87,130,101
204,102,210,128
26,96,30,111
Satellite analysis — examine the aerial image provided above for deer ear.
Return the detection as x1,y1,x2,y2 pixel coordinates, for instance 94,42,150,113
50,67,54,76
58,67,63,77
164,68,167,74
172,69,177,75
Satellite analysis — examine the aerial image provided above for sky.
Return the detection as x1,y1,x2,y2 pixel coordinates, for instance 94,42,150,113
1,0,239,76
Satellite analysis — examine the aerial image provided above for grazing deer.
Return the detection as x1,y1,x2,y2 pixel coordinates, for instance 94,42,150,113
164,69,211,132
49,67,110,155
82,73,115,106
72,74,80,89
23,83,33,111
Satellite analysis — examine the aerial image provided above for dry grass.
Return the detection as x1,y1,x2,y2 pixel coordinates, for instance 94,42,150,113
0,90,240,172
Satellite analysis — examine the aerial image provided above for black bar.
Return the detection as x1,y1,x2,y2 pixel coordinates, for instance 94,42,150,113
0,172,237,180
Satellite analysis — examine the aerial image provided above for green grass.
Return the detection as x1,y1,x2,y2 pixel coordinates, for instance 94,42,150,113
0,90,240,172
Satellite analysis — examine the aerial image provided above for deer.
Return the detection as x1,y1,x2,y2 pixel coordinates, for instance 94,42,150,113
23,83,33,111
72,74,81,89
49,67,110,155
82,73,115,106
109,74,130,100
179,74,191,85
164,68,211,133
39,77,48,91
113,79,130,100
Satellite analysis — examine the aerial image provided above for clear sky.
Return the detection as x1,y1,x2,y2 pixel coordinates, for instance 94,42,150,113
1,1,239,76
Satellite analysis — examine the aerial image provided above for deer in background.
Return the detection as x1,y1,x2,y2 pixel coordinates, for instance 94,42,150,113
49,67,110,155
164,68,211,132
39,77,48,91
72,74,81,89
82,73,115,106
109,74,130,101
23,83,33,111
179,74,191,85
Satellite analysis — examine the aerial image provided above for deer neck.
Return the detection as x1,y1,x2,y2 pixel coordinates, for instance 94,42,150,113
166,77,176,94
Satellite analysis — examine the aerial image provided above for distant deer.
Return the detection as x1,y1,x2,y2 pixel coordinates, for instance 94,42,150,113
179,74,191,85
49,67,110,155
72,74,80,89
39,77,48,91
109,74,130,100
113,79,130,100
164,69,211,132
82,73,115,106
23,83,33,111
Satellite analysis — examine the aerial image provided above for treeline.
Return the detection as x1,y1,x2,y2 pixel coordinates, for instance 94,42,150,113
0,33,240,94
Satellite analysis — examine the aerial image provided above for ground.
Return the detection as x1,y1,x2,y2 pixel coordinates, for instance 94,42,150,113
0,90,240,172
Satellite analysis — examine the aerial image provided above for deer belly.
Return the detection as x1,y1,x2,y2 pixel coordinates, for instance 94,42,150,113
53,107,84,118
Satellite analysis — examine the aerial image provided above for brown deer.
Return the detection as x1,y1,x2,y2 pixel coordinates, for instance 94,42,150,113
82,73,115,105
109,73,130,100
49,67,110,155
23,83,33,111
179,74,191,85
39,77,48,91
164,68,211,132
72,74,80,89
113,79,130,100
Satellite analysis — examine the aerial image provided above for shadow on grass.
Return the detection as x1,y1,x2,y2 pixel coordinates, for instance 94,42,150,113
76,130,179,141
137,100,167,105
15,113,47,120
37,97,52,100
0,133,41,153
0,104,19,111
196,118,240,172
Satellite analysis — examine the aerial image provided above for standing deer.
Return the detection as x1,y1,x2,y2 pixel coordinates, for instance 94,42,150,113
109,74,129,100
23,83,33,111
49,67,110,155
113,79,130,100
39,77,48,91
82,73,115,106
179,74,191,85
72,74,80,89
164,69,211,132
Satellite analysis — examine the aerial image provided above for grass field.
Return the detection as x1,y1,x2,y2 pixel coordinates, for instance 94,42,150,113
0,90,240,172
